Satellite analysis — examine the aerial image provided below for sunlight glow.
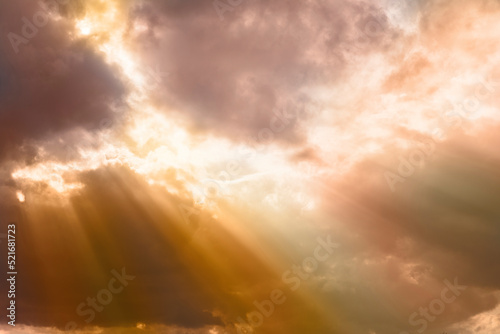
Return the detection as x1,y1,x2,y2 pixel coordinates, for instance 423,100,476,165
16,191,25,203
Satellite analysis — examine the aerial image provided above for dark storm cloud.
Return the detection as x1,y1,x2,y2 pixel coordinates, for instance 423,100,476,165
0,0,126,164
128,0,397,144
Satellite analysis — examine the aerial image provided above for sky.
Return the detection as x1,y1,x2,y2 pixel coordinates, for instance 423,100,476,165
1,0,500,333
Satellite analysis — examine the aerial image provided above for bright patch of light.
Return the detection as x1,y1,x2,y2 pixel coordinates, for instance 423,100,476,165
76,18,92,35
16,191,25,203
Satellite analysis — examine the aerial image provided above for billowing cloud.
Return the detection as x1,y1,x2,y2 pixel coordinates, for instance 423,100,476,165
0,0,126,164
127,0,398,144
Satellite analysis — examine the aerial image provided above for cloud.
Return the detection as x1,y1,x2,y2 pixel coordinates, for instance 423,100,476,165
127,0,397,145
0,0,126,164
312,123,500,333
